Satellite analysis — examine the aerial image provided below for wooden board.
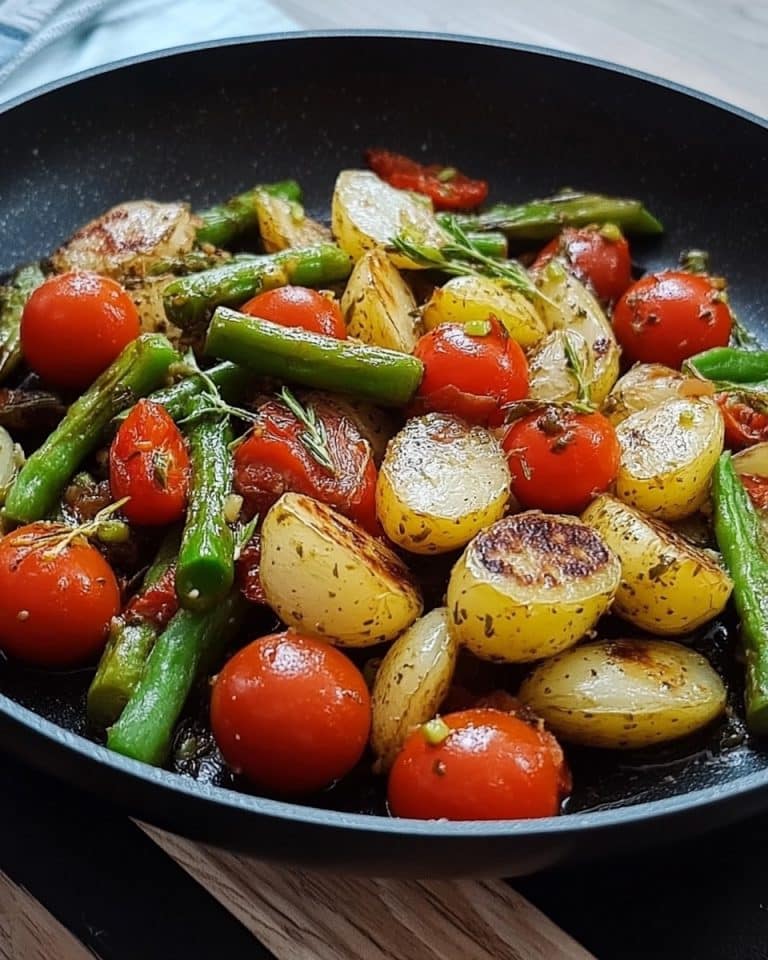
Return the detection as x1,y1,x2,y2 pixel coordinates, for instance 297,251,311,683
0,871,93,960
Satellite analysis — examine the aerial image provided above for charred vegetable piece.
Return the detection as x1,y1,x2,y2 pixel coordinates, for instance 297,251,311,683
3,334,178,527
0,386,65,433
0,263,45,383
195,180,302,248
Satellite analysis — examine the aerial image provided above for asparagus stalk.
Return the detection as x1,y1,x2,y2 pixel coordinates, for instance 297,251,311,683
3,334,178,526
466,230,507,259
205,307,424,407
195,180,303,249
162,243,353,329
0,263,45,383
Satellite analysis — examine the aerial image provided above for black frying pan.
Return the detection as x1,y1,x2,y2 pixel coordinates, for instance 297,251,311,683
0,33,767,878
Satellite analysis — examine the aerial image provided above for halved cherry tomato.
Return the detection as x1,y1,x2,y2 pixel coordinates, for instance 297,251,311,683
235,533,266,604
109,399,190,526
740,474,768,510
503,405,620,513
124,563,179,629
412,318,529,426
612,271,732,369
365,148,488,210
241,286,346,339
387,708,569,820
233,395,379,535
211,631,371,794
533,225,632,304
0,522,120,666
21,271,140,390
716,392,768,451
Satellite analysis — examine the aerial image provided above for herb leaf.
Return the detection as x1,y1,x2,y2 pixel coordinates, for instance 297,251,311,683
278,387,336,474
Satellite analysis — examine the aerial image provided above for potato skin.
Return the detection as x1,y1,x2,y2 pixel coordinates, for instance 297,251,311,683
370,607,458,772
341,247,420,352
601,363,687,426
260,492,422,646
376,413,510,554
519,638,727,748
446,512,620,662
581,494,732,634
615,396,724,521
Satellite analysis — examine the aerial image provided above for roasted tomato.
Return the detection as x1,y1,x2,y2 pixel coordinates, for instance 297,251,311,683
365,148,488,210
241,286,346,339
533,225,632,304
716,393,768,451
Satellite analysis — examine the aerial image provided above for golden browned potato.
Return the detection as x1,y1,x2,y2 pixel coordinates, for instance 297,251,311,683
371,607,458,771
260,492,422,646
519,638,727,748
615,396,724,520
581,494,732,634
602,363,689,426
340,248,420,352
376,413,510,554
254,191,331,252
527,329,592,404
446,512,620,662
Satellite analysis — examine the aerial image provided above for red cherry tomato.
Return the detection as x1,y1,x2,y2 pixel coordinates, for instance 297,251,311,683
716,392,768,451
740,474,768,511
503,406,620,513
124,563,179,629
0,522,120,666
21,271,140,389
235,533,266,604
211,631,371,794
412,318,529,426
533,225,632,304
241,286,346,339
233,395,379,535
365,148,488,210
387,708,569,821
109,400,190,526
612,271,732,368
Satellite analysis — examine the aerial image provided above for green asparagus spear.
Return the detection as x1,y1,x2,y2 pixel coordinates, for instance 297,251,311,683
107,590,247,766
3,334,178,527
0,263,45,383
175,397,235,612
445,191,663,240
467,231,508,259
195,180,303,249
162,243,353,329
87,530,180,729
205,307,424,407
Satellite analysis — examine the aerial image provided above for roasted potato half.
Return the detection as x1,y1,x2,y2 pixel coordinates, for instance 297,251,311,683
331,170,446,269
260,492,422,646
446,511,620,662
582,494,732,634
615,396,724,521
421,275,546,348
527,329,592,404
519,638,727,748
602,363,692,426
341,248,420,352
376,413,510,554
254,191,331,253
371,607,458,772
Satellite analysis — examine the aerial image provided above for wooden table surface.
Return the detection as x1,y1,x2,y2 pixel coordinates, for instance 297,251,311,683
0,3,767,959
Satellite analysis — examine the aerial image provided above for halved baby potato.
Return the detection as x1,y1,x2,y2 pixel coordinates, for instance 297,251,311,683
254,191,331,253
519,638,727,749
602,363,689,426
581,494,732,634
371,606,458,772
446,511,620,662
340,247,420,352
615,396,724,521
331,170,446,269
527,329,592,404
421,275,546,348
260,492,422,646
376,413,510,554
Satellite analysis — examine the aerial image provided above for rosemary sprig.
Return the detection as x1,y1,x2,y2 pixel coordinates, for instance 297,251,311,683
175,351,259,427
562,331,594,408
278,387,335,473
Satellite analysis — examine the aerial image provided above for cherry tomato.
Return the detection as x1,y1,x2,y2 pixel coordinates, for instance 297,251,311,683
612,271,732,369
124,563,179,629
533,225,632,304
387,708,569,820
241,286,346,339
211,631,371,794
235,533,266,604
740,474,768,510
0,522,120,666
503,406,620,513
412,318,529,426
366,148,488,210
21,271,140,389
109,400,190,526
233,395,379,535
716,392,768,451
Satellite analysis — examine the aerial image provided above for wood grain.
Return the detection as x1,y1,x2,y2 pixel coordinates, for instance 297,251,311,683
0,870,95,960
141,824,594,960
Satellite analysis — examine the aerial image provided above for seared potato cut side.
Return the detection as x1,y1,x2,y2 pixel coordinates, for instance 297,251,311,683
446,512,620,662
376,413,510,554
602,363,691,426
260,492,422,646
528,329,591,404
331,170,447,269
615,396,724,521
371,607,458,771
421,275,546,349
341,248,420,352
519,638,727,748
254,191,331,253
582,494,732,634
